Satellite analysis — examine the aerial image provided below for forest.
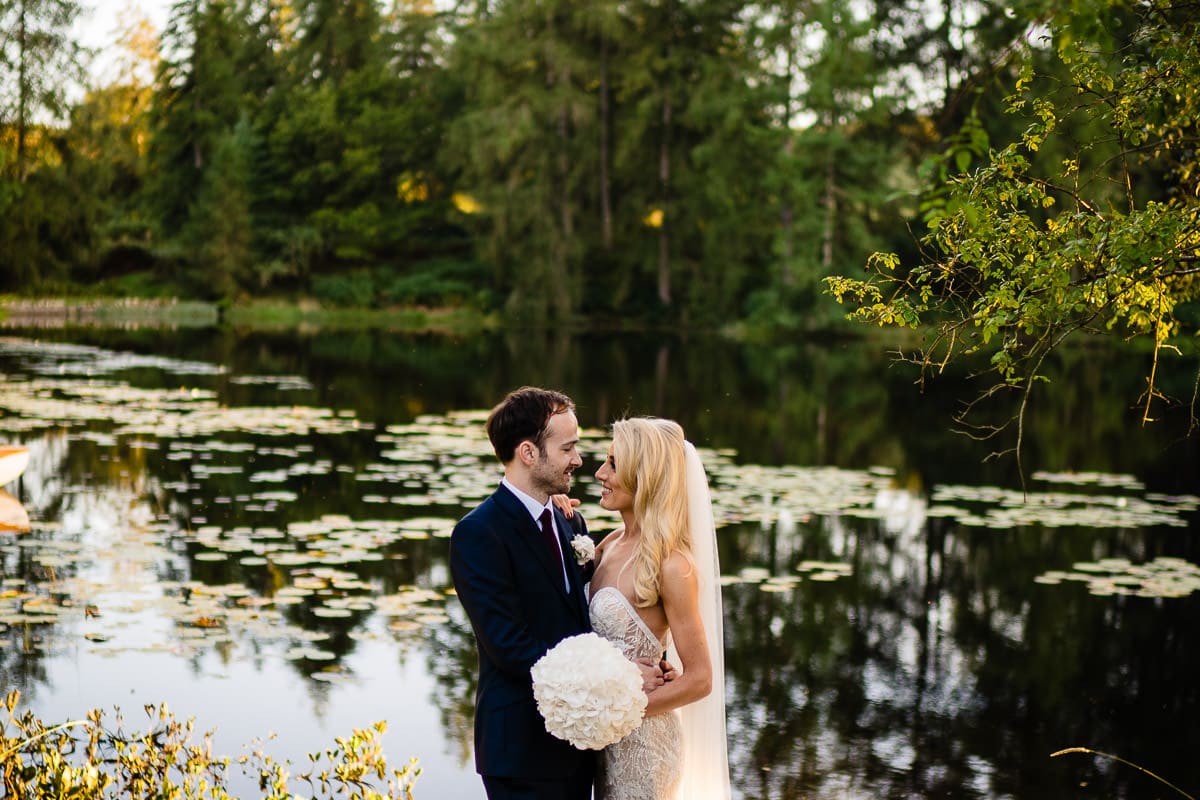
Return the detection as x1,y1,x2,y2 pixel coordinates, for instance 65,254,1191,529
1,0,1197,333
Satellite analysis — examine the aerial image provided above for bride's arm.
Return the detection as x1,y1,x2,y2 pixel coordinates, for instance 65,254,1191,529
643,551,712,717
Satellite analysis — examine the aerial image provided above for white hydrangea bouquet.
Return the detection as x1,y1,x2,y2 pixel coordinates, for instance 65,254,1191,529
531,632,646,750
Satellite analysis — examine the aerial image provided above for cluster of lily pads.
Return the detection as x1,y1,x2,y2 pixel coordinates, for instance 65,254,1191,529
0,378,362,439
1035,557,1200,598
0,513,452,670
927,483,1195,529
0,336,224,378
722,561,855,593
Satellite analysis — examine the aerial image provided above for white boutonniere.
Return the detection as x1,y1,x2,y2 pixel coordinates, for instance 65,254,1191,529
570,534,595,566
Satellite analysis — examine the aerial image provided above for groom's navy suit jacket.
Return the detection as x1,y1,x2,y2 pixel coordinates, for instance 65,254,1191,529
450,484,595,782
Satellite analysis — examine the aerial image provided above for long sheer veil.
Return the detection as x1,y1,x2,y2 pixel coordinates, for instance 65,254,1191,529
668,441,731,799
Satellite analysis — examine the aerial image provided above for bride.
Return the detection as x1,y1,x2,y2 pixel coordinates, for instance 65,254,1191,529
574,417,730,800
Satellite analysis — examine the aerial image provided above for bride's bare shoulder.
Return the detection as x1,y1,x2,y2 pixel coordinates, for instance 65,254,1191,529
660,549,699,587
594,527,626,558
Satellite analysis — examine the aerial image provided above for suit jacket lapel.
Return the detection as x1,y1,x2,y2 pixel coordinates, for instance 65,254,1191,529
493,485,571,601
555,507,593,625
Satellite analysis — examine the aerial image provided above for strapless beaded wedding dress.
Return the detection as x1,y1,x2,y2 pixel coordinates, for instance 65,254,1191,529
589,585,682,800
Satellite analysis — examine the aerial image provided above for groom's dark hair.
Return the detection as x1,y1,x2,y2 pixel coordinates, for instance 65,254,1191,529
487,386,575,463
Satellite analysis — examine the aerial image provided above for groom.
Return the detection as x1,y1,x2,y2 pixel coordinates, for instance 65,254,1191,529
450,387,598,800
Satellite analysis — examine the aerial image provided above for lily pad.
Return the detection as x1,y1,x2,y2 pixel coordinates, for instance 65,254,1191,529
1035,557,1200,599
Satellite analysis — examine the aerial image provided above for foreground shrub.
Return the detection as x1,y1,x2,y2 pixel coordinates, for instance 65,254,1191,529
0,690,419,799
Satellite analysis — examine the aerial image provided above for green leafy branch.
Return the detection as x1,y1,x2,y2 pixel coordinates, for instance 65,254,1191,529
0,690,420,800
826,0,1200,474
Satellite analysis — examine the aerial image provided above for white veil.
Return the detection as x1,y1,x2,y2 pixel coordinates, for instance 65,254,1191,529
668,441,731,799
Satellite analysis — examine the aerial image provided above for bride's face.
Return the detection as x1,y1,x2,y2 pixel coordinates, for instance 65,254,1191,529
595,447,634,512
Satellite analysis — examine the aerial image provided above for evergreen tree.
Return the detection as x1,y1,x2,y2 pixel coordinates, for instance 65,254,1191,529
609,0,773,320
145,0,269,296
0,132,94,288
69,8,159,282
0,0,87,287
445,0,773,321
255,0,464,302
792,0,907,317
445,0,617,319
0,0,87,181
869,0,1030,128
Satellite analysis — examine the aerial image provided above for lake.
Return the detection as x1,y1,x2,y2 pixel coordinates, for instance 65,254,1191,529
1,325,1197,799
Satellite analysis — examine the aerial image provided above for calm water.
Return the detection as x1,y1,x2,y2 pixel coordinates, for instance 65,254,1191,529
1,326,1197,800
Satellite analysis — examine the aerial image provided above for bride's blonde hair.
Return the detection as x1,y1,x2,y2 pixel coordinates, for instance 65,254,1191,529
611,417,692,608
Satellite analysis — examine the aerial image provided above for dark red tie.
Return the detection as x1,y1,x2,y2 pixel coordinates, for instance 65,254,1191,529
539,508,563,566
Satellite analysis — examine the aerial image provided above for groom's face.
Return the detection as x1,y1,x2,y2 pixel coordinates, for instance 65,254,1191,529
530,409,583,497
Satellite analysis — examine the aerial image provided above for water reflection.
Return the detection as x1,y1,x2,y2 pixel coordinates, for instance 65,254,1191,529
0,331,1197,800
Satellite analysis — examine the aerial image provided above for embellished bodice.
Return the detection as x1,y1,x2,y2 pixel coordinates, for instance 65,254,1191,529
588,586,670,662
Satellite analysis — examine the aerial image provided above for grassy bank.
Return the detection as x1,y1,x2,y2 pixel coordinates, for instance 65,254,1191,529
223,300,499,334
0,297,499,335
0,297,220,328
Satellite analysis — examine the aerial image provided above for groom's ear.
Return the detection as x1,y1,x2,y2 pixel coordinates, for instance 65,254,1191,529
516,440,538,466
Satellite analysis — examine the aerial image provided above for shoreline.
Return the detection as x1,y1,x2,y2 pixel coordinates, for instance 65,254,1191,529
0,295,900,340
0,297,498,334
5,298,1190,357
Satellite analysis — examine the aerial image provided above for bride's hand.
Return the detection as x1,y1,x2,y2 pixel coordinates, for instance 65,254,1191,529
550,494,581,518
634,657,666,693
